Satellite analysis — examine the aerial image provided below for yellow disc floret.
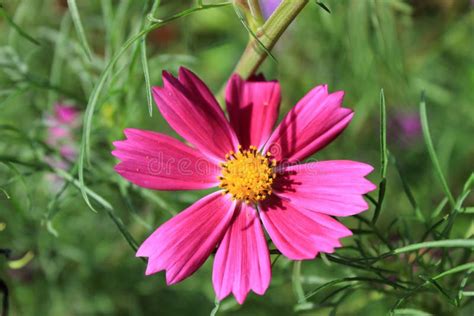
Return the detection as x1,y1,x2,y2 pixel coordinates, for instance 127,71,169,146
218,145,277,204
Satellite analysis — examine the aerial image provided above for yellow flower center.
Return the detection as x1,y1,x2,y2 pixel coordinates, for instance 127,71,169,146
218,145,277,204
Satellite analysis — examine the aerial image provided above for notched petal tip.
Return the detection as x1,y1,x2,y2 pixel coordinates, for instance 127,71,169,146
233,291,249,305
151,86,162,95
214,288,229,302
341,106,354,116
359,199,370,212
145,262,159,276
360,163,376,177
248,73,268,82
178,66,192,79
135,250,147,258
339,227,353,238
122,128,141,139
332,89,345,98
342,110,355,125
313,84,329,96
215,288,259,305
161,69,172,78
324,90,346,111
165,272,180,285
136,238,154,258
160,71,181,90
367,182,377,192
110,150,123,161
111,140,123,149
229,72,243,82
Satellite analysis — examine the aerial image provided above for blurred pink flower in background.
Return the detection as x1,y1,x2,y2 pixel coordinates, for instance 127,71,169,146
389,110,422,147
45,103,80,161
259,0,281,20
55,104,80,124
44,103,80,190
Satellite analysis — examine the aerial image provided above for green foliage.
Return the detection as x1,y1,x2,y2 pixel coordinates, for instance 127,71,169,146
0,0,472,315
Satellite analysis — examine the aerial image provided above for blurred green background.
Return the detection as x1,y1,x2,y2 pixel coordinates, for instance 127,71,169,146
0,0,473,315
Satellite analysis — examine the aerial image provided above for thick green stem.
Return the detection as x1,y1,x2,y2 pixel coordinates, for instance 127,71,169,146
232,0,308,79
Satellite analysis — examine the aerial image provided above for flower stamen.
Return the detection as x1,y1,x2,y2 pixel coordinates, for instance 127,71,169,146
218,145,276,204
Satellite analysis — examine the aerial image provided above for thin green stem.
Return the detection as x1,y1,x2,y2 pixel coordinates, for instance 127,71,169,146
392,155,423,221
67,0,93,60
0,4,40,46
391,262,474,311
140,0,161,116
419,93,456,208
304,276,404,301
390,239,474,259
372,89,388,224
231,0,308,79
293,261,307,303
355,214,393,250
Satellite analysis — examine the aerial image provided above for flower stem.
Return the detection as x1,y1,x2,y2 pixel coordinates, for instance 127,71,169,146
232,0,308,78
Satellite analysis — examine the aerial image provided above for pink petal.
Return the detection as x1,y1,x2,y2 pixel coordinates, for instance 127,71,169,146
259,196,353,260
48,126,70,141
213,203,271,304
274,160,376,216
225,74,281,149
137,192,236,284
112,128,221,190
54,104,79,124
152,67,238,162
44,155,69,170
59,145,77,161
263,85,353,163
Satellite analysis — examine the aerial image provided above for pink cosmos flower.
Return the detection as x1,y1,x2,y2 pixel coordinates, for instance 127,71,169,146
112,67,376,303
46,103,80,153
44,103,80,191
